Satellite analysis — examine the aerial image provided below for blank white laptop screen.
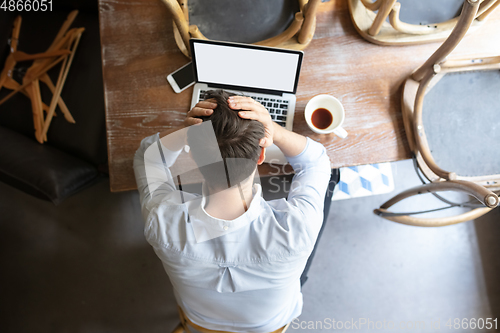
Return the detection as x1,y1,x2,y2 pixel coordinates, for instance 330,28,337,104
192,41,301,94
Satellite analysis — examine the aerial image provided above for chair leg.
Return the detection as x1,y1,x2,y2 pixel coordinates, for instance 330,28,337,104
299,168,340,286
177,306,193,333
368,0,396,36
171,323,184,333
298,0,320,44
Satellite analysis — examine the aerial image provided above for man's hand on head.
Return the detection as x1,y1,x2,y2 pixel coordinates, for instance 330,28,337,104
227,96,274,148
159,99,217,151
184,99,217,126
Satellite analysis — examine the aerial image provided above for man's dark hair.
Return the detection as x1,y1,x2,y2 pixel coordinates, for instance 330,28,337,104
187,90,265,189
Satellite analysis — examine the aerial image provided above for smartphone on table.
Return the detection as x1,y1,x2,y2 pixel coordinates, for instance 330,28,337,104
166,62,195,93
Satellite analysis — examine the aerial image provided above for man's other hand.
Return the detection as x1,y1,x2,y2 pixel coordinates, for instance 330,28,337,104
227,96,274,148
185,99,217,126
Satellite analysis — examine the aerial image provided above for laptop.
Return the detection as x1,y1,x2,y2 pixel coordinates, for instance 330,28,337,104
189,39,304,164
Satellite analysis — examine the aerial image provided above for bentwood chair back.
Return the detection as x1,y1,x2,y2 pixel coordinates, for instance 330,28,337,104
374,0,500,226
348,0,499,45
160,0,321,58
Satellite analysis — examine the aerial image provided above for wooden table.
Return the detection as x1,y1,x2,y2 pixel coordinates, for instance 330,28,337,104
98,0,500,192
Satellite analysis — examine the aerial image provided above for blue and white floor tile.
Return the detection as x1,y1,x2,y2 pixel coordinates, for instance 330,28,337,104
332,162,394,201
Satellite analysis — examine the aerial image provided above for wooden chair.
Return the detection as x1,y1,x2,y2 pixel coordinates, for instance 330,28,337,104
0,11,83,143
171,306,290,333
374,0,500,226
348,0,500,45
160,0,321,58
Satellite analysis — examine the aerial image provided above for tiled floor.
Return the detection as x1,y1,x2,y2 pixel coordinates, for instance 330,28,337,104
295,160,500,333
0,159,499,333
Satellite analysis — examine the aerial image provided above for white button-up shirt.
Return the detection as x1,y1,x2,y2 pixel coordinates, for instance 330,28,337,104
133,132,331,332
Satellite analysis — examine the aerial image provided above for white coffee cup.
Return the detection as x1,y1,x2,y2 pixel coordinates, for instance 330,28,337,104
304,94,348,138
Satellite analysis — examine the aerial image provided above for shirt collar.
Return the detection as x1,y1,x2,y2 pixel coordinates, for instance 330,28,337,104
188,183,263,243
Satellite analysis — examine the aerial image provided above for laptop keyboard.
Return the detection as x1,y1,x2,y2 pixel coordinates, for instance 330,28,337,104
199,90,288,127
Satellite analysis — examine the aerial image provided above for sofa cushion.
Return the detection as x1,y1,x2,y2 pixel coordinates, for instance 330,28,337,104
0,125,100,205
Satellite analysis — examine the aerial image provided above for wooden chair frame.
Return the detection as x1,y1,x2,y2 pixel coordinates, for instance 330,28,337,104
348,0,500,45
0,11,83,143
374,0,500,226
171,306,290,333
160,0,321,58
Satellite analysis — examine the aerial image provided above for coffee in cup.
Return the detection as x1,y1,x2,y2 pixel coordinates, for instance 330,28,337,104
305,95,347,138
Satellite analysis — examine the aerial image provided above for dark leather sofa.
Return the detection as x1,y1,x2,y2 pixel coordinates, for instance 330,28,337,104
0,1,107,205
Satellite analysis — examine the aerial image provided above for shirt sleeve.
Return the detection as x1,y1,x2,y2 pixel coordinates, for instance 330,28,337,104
284,138,332,235
133,132,196,223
